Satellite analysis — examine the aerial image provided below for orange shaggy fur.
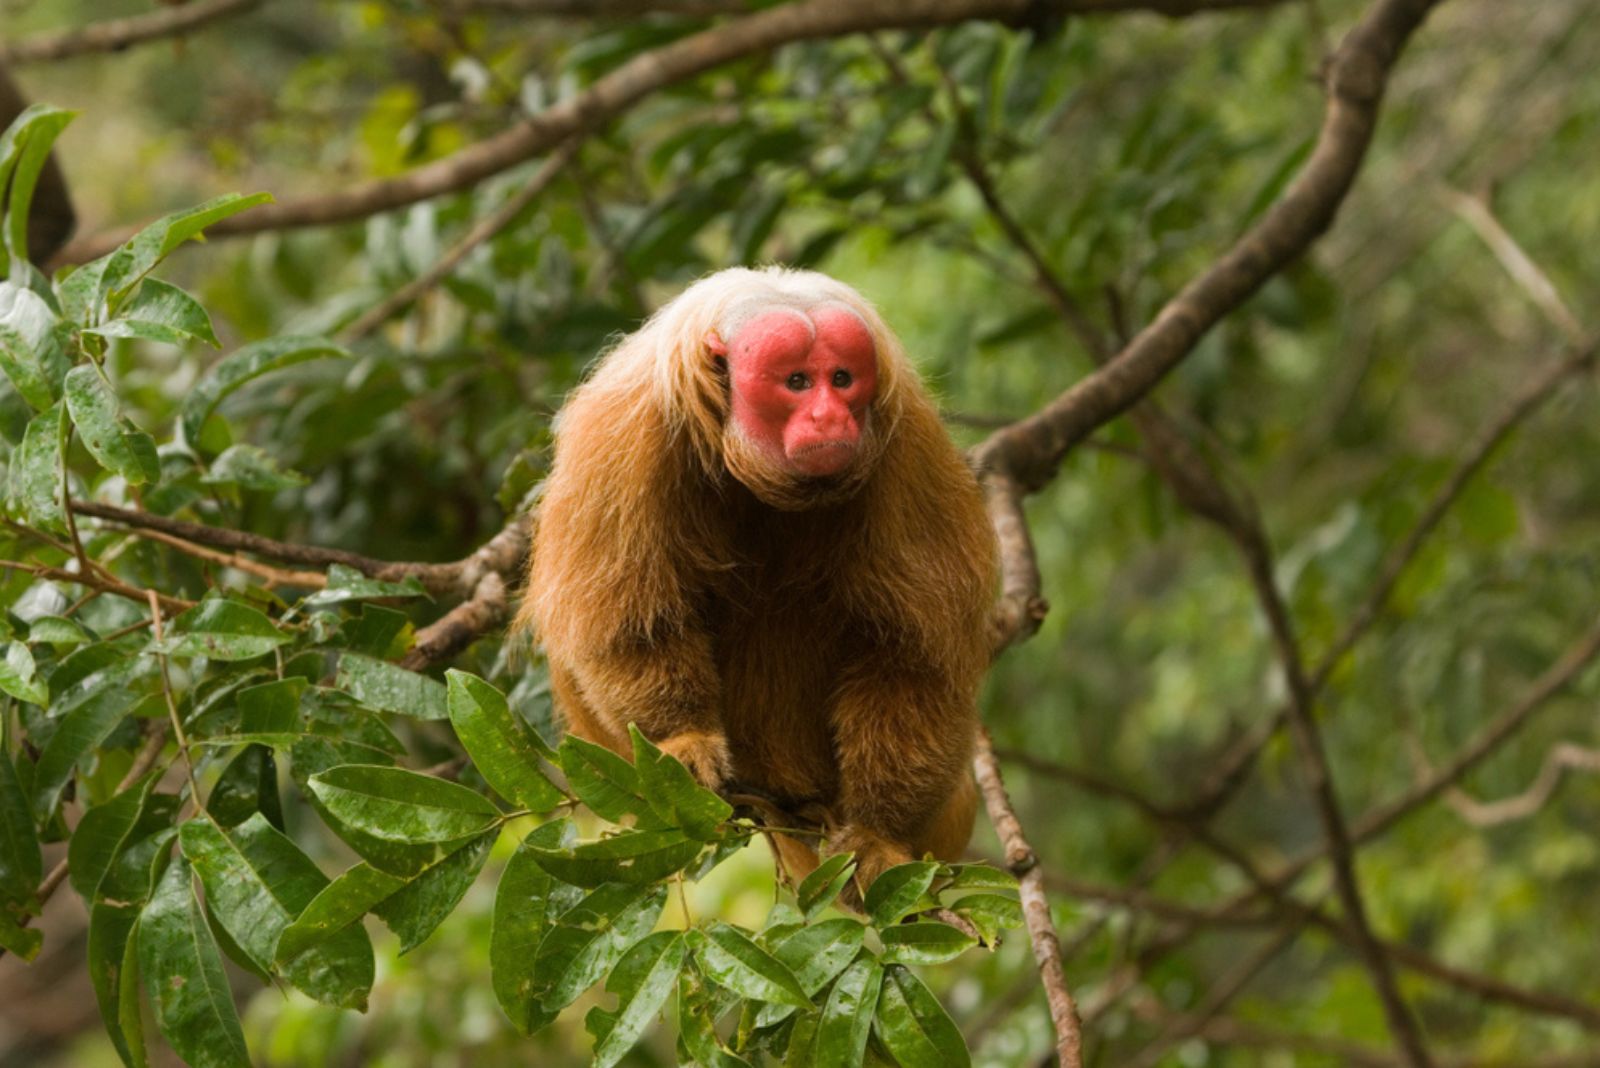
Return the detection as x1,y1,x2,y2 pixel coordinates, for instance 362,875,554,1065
517,267,996,890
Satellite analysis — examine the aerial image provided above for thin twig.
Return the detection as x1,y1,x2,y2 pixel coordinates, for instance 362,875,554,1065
974,728,1083,1068
121,526,328,589
0,558,193,614
146,591,204,814
1443,188,1584,344
341,142,579,343
1443,742,1600,827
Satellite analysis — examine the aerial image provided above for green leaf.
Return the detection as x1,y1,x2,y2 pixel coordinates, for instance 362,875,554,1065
97,796,180,905
336,652,446,719
679,969,755,1068
589,930,688,1068
69,774,158,901
446,670,564,812
179,814,374,1009
300,564,427,608
527,827,702,887
275,861,402,968
630,724,732,840
137,857,250,1068
947,892,1023,943
86,278,219,347
0,321,53,409
798,853,856,921
207,744,283,830
26,615,95,646
754,918,867,1029
557,734,665,827
198,443,308,491
101,193,273,308
691,922,812,1008
307,764,501,843
0,748,41,901
291,741,444,878
0,105,75,270
0,641,45,704
0,910,42,960
372,828,495,953
813,955,882,1066
533,882,666,1014
491,819,581,1035
87,903,147,1068
160,599,289,661
880,922,978,965
237,677,304,734
865,861,940,928
180,335,343,443
63,365,160,484
32,655,148,821
872,965,969,1068
6,400,65,531
944,863,1018,891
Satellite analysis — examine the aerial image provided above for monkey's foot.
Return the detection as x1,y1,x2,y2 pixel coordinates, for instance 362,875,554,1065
659,730,733,793
824,824,916,913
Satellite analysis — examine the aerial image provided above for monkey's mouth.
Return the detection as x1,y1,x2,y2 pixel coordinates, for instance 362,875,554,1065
791,440,855,457
789,440,857,477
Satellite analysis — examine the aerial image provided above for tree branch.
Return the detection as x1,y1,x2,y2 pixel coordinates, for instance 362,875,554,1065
0,0,265,66
972,0,1446,493
974,728,1084,1068
51,0,1294,265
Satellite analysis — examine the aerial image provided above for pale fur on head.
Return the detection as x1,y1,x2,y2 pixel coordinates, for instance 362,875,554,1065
570,266,912,480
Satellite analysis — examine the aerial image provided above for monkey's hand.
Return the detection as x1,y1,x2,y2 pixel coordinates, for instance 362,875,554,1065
824,824,915,915
658,730,733,793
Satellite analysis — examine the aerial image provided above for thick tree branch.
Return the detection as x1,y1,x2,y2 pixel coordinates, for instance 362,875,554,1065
973,0,1445,493
0,0,265,65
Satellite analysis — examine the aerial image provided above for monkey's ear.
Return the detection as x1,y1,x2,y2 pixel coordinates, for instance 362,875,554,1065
703,331,729,357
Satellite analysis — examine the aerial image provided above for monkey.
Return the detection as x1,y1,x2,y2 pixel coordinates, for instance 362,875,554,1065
519,267,996,895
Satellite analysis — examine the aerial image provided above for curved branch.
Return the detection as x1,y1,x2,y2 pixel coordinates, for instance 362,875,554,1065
0,0,265,66
52,0,1293,265
973,0,1446,490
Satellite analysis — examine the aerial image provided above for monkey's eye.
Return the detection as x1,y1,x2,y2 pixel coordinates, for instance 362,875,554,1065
831,370,853,389
785,372,810,391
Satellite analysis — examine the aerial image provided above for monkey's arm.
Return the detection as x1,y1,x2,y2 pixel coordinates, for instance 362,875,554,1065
524,387,733,788
826,657,979,887
561,623,731,788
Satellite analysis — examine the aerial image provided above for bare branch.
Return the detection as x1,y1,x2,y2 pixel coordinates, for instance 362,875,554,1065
0,557,193,614
121,526,328,589
973,0,1447,490
435,0,757,14
1444,188,1584,344
400,572,510,670
69,499,531,601
52,0,1295,265
974,728,1084,1068
1443,742,1600,827
0,0,265,65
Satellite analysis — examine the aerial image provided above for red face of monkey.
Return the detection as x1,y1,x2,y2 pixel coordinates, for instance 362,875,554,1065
709,306,879,479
